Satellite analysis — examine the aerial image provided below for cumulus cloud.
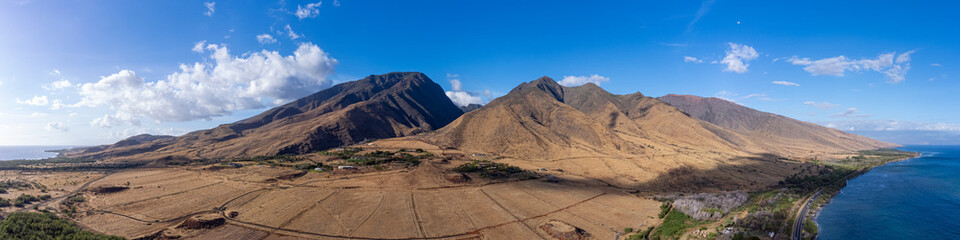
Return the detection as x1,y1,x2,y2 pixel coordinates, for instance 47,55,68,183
45,121,67,132
43,79,72,90
557,74,610,87
803,101,840,110
295,1,322,19
683,56,704,63
74,42,337,123
772,81,799,87
91,115,122,128
443,75,485,107
284,25,301,40
719,43,758,73
16,95,49,106
831,107,869,118
192,41,207,53
445,91,482,107
256,34,277,44
786,51,913,83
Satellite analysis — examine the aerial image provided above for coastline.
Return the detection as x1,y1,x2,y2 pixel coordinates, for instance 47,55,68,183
805,150,922,239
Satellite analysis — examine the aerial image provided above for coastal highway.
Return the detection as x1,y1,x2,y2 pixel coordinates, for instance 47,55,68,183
792,190,822,240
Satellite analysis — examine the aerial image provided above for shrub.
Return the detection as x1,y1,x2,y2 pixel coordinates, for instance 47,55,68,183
658,202,671,218
652,210,698,238
0,198,10,208
0,212,123,239
453,160,530,179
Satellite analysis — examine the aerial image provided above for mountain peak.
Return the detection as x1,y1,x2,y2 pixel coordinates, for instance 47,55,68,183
508,76,564,102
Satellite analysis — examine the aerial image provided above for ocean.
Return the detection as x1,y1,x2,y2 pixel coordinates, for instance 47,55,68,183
0,145,82,160
816,145,960,239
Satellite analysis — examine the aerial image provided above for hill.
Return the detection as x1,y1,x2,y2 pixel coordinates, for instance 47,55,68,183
68,72,463,160
658,94,897,158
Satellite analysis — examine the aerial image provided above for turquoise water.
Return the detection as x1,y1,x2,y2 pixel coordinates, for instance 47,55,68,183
816,145,960,239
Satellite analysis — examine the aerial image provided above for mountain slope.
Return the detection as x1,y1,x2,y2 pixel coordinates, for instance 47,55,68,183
659,94,897,157
71,72,463,160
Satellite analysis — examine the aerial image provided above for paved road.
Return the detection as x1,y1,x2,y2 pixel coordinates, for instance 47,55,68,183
792,190,821,240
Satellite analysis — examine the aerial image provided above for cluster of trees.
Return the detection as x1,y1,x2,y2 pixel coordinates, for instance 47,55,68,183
0,212,123,239
454,160,531,179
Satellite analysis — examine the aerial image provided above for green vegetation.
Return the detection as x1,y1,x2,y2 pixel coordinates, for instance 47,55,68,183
346,151,423,166
803,219,818,235
0,198,11,208
0,157,145,171
453,160,535,179
624,227,633,233
626,226,654,240
658,202,671,218
14,194,40,208
60,194,86,217
0,180,39,190
0,212,124,239
650,210,701,239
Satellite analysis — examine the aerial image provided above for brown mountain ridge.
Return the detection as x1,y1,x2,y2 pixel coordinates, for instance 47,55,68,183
66,72,463,160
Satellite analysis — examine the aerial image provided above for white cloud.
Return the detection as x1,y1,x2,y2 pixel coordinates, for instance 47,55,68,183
43,79,72,90
45,122,67,132
91,115,122,128
714,91,781,102
50,99,66,110
931,63,942,67
803,101,840,110
683,56,703,63
719,43,758,73
49,69,61,76
256,34,277,44
445,91,482,107
192,41,207,53
31,112,48,117
16,95,49,106
284,25,301,40
557,74,610,87
831,107,869,118
0,80,4,86
449,79,462,91
823,120,960,132
332,0,340,7
295,1,322,19
895,50,914,64
74,42,338,122
443,75,485,107
772,81,799,87
786,51,913,83
204,2,215,16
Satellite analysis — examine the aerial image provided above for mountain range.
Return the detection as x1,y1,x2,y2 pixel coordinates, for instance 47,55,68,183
67,73,895,176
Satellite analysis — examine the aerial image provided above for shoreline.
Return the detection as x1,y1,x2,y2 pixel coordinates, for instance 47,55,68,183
805,150,922,239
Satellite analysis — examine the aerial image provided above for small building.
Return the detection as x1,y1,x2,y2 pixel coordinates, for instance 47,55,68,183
472,153,487,157
338,166,356,170
538,168,548,171
228,163,243,168
313,167,325,171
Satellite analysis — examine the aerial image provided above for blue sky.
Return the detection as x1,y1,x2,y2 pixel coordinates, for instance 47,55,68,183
0,0,957,145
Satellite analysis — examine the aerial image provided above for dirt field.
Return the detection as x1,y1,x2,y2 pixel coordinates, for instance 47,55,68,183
40,157,660,240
